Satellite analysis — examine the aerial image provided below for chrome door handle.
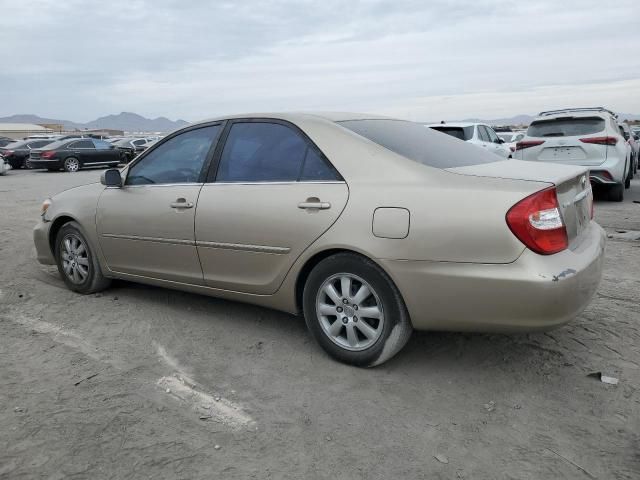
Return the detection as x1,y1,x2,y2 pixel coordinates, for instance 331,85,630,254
298,201,331,210
170,199,194,209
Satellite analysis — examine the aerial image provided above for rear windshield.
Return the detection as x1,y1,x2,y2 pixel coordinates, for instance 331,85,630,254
429,125,474,141
3,140,28,149
528,117,605,137
338,119,497,168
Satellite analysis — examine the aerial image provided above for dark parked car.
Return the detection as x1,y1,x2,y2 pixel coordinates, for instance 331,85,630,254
0,136,14,147
29,138,121,172
112,138,152,163
0,139,55,169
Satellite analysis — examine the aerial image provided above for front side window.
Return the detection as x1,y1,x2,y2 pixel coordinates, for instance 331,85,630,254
216,122,339,182
93,139,112,150
126,125,220,185
485,127,499,143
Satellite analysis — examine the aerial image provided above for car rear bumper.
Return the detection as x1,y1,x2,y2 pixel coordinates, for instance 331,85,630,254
30,159,62,169
379,221,605,332
33,220,55,265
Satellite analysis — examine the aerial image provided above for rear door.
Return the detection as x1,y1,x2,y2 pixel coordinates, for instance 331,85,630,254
67,139,96,165
477,125,492,150
97,124,222,283
195,120,348,294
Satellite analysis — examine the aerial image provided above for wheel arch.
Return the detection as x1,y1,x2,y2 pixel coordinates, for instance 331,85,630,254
48,215,77,255
294,247,405,315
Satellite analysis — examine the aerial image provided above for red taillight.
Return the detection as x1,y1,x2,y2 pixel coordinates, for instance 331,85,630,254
41,150,55,159
2,150,14,156
506,187,568,255
515,140,545,151
579,136,617,146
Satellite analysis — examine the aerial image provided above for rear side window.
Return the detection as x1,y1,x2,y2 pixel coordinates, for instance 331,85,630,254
528,117,605,137
69,140,94,149
339,119,498,168
429,126,474,141
216,122,339,182
477,126,491,142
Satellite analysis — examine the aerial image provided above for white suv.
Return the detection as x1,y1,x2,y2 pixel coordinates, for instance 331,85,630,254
516,108,631,202
426,123,512,159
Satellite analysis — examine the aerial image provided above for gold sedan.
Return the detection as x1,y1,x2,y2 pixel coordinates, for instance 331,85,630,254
34,113,605,366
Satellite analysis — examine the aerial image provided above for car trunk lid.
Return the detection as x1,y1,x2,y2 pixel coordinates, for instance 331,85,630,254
447,160,592,245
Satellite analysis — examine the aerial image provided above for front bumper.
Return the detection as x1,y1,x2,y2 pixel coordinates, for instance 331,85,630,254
33,220,55,265
379,222,606,332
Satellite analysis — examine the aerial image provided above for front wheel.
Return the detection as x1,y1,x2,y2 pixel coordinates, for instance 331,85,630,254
63,157,80,173
54,221,111,294
303,253,412,367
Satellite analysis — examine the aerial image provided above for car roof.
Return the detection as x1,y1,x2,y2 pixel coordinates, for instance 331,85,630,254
533,110,614,121
189,111,397,127
425,122,481,128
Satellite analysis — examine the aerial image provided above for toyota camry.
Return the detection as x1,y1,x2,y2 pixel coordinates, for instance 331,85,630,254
33,113,605,366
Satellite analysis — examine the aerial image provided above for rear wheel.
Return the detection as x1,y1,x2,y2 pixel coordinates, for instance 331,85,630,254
303,253,412,367
63,157,80,173
608,183,624,202
24,158,32,169
54,221,111,294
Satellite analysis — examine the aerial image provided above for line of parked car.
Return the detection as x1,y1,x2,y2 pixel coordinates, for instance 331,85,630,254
426,107,639,202
0,134,160,173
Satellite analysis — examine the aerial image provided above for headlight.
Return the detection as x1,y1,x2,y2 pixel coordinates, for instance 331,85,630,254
41,198,52,216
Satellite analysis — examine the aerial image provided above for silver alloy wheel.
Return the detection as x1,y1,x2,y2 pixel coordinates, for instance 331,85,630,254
64,158,79,172
61,234,89,284
24,158,32,169
316,273,384,351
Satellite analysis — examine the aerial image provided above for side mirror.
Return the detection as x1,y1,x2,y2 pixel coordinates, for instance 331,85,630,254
101,168,122,187
497,138,505,144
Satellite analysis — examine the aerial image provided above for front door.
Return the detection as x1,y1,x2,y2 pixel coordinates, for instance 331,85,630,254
97,124,222,284
195,120,348,294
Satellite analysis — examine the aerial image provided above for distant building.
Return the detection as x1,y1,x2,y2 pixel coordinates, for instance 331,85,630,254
0,123,54,140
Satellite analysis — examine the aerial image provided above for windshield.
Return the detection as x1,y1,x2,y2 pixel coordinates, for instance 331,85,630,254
528,117,605,137
338,119,498,168
114,139,134,146
429,125,475,141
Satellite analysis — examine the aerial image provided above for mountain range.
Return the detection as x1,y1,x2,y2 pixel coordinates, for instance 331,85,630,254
0,112,189,133
2,111,638,132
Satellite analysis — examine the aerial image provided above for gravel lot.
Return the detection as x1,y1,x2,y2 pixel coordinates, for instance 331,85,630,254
1,168,639,479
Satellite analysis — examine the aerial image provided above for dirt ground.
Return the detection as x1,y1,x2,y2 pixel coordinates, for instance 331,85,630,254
0,168,638,480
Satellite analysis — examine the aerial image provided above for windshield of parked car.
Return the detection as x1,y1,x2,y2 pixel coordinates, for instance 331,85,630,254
528,117,605,137
428,125,475,141
338,119,498,168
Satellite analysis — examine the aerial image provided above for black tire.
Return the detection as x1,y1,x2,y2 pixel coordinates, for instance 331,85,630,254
8,159,21,169
54,221,111,294
63,157,80,173
608,184,624,202
302,253,412,367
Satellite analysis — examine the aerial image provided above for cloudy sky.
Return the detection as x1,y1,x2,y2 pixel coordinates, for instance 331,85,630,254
1,0,639,122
